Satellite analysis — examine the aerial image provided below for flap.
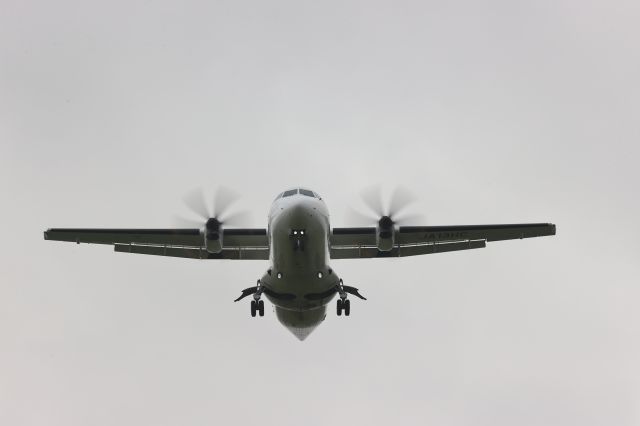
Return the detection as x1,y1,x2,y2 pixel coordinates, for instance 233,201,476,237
114,244,269,260
223,228,269,247
330,240,486,259
330,227,376,246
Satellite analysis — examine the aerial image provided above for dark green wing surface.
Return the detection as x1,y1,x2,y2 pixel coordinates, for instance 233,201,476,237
44,228,269,260
330,223,555,259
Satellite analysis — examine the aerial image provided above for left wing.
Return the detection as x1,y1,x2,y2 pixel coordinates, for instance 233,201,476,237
44,228,269,260
330,223,555,259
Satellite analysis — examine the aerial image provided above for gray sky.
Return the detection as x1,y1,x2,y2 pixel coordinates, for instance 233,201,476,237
1,0,639,425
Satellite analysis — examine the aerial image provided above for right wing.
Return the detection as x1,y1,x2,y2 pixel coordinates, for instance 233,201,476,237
330,223,556,259
44,228,269,260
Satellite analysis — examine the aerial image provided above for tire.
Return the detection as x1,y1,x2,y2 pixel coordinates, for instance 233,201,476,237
336,299,343,316
251,300,257,317
344,299,351,316
258,300,265,317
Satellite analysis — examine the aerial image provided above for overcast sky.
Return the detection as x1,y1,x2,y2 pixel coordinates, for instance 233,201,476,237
1,0,639,425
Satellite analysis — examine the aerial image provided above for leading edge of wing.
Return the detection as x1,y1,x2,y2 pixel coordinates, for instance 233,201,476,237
44,228,202,246
44,227,269,248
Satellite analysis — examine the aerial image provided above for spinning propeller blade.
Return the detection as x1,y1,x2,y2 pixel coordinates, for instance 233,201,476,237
347,185,425,226
176,187,251,228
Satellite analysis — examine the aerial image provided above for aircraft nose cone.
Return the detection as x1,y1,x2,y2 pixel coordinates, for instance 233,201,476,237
275,306,326,341
287,325,318,341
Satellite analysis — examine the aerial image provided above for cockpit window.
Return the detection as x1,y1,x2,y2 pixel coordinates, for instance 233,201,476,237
299,189,315,197
282,189,298,197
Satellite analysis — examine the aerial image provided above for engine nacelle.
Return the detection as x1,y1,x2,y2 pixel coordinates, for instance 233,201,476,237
376,216,395,252
205,218,223,253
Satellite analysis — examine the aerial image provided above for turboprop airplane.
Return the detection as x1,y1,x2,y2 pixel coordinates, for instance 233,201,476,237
44,187,556,340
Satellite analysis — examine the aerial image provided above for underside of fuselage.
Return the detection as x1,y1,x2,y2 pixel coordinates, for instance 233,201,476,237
260,190,339,340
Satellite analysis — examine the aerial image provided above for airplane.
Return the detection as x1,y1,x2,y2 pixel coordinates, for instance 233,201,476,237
44,187,556,340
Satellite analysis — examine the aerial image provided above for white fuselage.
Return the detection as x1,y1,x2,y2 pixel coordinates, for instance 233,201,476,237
259,191,340,340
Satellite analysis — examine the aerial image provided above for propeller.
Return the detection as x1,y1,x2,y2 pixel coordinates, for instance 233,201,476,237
347,185,425,226
174,187,251,229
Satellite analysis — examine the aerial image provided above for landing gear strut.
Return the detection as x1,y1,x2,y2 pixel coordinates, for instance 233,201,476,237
250,279,265,317
336,279,351,317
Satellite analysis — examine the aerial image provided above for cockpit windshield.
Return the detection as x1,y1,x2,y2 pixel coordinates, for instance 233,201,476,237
276,188,322,199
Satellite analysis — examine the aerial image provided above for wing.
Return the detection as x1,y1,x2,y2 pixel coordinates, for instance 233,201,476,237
44,228,269,260
330,223,556,259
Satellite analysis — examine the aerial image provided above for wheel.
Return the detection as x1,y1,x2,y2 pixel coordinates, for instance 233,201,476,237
344,299,351,316
250,300,257,317
336,299,343,316
258,300,265,317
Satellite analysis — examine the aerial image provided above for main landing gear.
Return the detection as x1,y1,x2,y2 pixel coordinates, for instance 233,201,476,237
336,298,350,316
231,280,266,317
250,279,264,317
336,279,351,317
251,299,264,317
